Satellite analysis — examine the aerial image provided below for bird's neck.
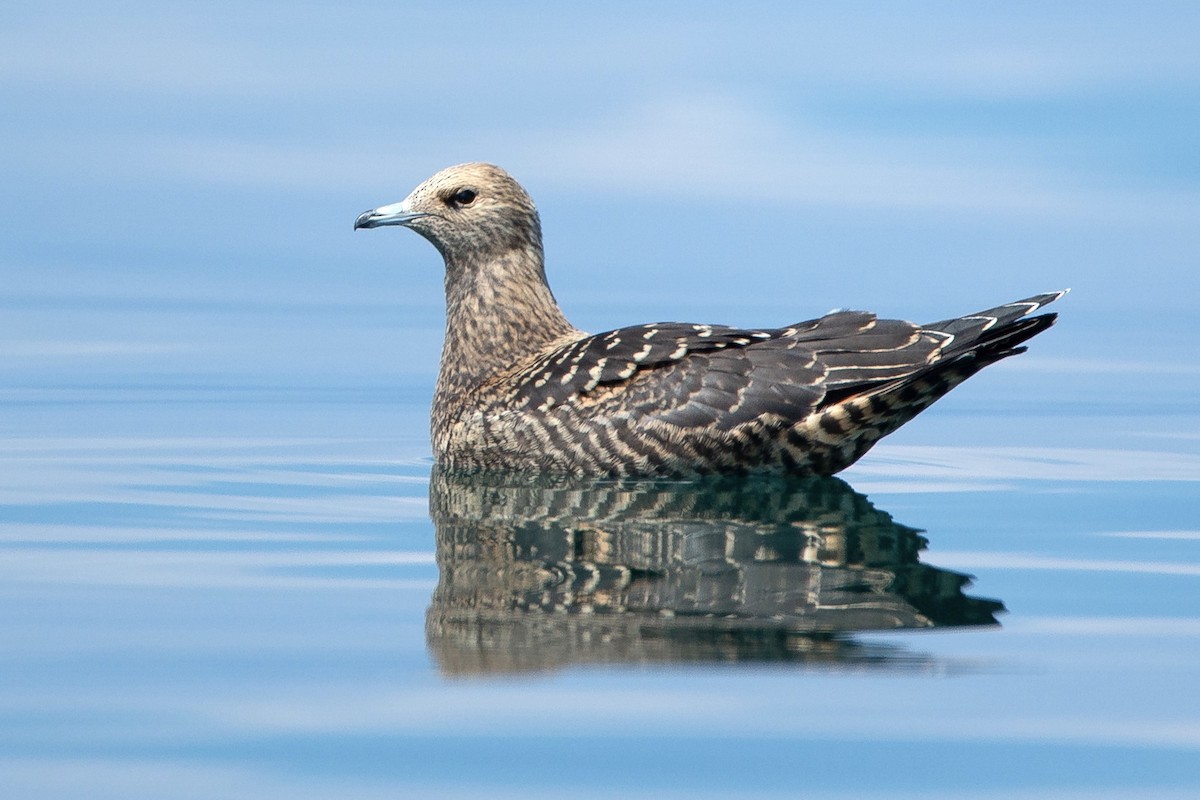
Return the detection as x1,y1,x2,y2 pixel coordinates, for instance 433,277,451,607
435,246,577,403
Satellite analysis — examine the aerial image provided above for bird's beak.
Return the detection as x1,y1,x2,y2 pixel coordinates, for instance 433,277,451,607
354,201,430,230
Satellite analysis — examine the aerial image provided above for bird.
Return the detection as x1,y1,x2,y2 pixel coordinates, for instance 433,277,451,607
355,162,1064,477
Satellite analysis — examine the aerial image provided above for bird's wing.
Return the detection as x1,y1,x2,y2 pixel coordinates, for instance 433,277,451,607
509,315,940,430
509,292,1064,433
774,311,946,396
510,322,773,414
776,291,1066,401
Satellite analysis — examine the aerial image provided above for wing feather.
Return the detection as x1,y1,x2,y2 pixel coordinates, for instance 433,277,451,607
509,291,1064,432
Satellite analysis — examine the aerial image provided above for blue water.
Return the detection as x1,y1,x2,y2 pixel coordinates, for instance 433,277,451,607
2,347,1199,798
5,3,1200,796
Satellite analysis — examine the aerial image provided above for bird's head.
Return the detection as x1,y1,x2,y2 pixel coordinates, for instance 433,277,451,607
354,162,543,267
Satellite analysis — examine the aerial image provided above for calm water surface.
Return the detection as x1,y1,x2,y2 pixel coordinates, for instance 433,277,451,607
2,309,1200,800
5,2,1200,795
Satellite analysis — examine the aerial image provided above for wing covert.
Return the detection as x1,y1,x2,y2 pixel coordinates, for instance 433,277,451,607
512,322,772,412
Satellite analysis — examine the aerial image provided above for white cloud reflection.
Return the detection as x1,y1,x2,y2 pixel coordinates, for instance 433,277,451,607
0,548,435,590
851,445,1200,484
933,551,1200,578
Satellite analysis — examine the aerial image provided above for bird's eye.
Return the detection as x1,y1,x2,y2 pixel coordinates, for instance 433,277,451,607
449,188,477,207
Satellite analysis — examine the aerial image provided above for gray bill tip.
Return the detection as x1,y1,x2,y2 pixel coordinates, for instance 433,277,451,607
354,203,430,231
354,210,380,230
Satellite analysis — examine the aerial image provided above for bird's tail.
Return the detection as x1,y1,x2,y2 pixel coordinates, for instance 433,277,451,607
803,290,1067,474
924,290,1068,358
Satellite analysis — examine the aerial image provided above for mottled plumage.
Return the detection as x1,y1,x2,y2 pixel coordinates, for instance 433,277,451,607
355,162,1064,476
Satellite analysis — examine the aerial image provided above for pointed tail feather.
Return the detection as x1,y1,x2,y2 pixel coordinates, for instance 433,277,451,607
925,290,1067,354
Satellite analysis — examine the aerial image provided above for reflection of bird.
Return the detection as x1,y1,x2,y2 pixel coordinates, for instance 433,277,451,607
357,163,1064,476
426,469,1003,675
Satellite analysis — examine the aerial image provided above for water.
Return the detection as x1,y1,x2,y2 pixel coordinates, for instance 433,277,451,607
2,358,1199,798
